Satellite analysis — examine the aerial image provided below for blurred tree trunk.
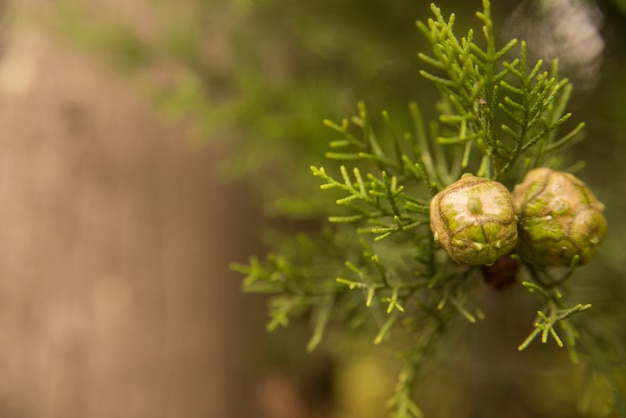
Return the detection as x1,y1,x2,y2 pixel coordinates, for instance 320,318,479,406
0,28,266,418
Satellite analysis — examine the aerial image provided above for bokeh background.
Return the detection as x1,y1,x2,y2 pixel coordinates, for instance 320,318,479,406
0,0,625,417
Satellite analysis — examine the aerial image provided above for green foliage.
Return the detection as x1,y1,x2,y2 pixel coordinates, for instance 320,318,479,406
517,281,591,355
416,2,584,183
233,231,348,347
237,1,625,417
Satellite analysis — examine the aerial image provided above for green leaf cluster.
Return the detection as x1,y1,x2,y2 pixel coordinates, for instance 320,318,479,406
237,1,624,416
417,2,583,183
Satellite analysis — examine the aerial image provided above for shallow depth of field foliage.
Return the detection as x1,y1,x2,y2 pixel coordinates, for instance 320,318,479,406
234,1,626,417
50,0,626,416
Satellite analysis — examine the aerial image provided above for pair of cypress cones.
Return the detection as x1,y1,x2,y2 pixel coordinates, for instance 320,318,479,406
430,168,607,267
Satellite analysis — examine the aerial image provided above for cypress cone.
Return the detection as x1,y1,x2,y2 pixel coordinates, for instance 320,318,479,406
430,174,518,266
512,168,607,266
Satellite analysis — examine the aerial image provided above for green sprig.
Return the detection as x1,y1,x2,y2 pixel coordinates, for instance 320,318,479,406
417,0,582,181
235,1,621,416
518,280,592,356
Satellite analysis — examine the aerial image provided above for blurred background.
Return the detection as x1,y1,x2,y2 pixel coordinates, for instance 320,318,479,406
0,0,625,417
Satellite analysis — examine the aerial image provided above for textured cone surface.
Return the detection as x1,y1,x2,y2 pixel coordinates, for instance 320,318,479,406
430,174,518,265
512,168,607,266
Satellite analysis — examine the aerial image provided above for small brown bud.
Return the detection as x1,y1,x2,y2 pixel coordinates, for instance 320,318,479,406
481,255,520,290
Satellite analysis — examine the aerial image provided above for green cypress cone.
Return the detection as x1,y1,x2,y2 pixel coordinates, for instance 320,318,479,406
430,174,518,266
512,168,607,266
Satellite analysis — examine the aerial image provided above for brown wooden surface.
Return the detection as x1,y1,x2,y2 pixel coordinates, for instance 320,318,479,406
0,27,268,418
